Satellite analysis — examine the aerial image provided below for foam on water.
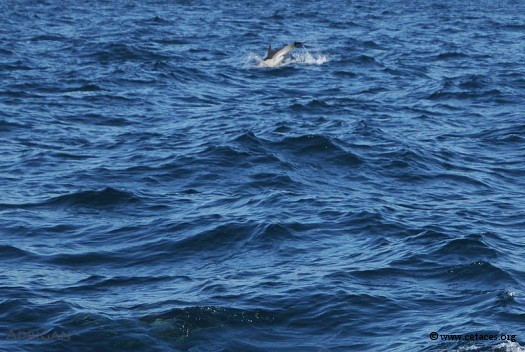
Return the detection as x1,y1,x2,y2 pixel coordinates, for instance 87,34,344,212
456,341,525,352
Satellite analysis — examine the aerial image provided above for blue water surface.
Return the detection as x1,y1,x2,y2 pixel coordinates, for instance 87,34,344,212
1,0,525,351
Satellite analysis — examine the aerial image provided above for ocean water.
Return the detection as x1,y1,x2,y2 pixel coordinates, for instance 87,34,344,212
1,0,525,351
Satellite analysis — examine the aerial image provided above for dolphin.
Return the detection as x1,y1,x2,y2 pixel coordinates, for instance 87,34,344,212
259,42,304,67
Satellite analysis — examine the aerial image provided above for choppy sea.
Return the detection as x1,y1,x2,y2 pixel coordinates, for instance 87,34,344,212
1,0,525,351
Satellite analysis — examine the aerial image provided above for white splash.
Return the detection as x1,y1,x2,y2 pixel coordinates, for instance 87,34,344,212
287,48,328,66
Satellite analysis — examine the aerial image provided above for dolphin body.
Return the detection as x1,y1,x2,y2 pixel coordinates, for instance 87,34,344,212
259,42,304,67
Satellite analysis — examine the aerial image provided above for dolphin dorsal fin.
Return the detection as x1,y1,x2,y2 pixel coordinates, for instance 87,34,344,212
265,43,275,60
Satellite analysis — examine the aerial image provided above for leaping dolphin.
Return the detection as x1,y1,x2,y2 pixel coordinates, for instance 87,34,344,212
259,42,304,67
